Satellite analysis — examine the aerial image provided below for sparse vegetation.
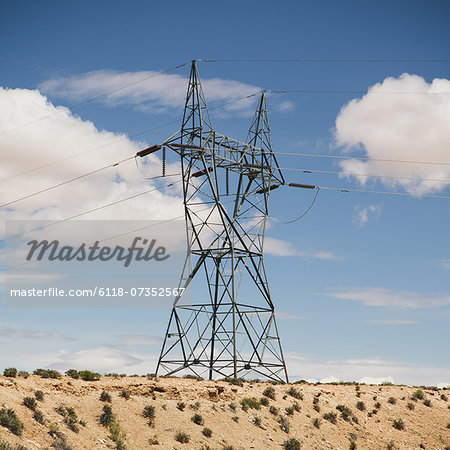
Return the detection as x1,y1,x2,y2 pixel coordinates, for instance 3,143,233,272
356,401,366,411
175,431,190,443
65,369,79,379
35,390,44,401
23,396,37,410
285,406,294,415
33,409,45,424
287,387,303,400
148,435,159,445
412,389,425,400
119,389,130,400
260,396,270,406
3,368,17,378
33,368,61,379
252,416,262,427
407,402,415,410
55,405,79,433
100,390,112,402
18,371,29,379
100,405,114,427
387,441,395,450
263,386,276,400
78,370,100,381
177,401,186,411
323,411,337,424
279,415,290,433
240,397,261,410
282,437,301,450
231,415,239,422
0,441,28,450
313,418,320,428
388,397,396,405
109,420,126,449
393,418,405,430
374,402,381,409
192,413,204,425
202,427,212,437
143,405,156,425
269,405,278,415
423,399,431,407
0,407,24,436
440,393,448,401
336,404,352,422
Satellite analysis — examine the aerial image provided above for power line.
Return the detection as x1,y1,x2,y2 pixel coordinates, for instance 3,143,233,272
202,58,450,63
278,166,450,185
0,62,188,137
0,178,181,244
272,151,450,168
268,89,450,95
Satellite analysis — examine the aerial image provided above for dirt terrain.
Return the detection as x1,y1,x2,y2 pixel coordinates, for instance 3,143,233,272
0,374,449,449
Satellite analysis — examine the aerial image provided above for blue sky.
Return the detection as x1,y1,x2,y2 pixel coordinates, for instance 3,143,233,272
1,0,449,385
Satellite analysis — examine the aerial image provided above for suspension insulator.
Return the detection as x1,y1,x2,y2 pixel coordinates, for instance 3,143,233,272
162,147,166,177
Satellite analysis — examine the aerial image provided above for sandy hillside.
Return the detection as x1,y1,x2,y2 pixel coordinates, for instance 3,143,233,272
0,374,449,449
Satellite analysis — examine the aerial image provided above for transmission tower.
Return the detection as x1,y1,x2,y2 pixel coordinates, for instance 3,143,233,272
156,61,289,382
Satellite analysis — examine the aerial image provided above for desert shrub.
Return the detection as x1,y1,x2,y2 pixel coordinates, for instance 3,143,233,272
119,389,130,400
406,402,415,410
51,436,73,450
0,407,24,436
231,415,239,422
100,405,114,427
313,404,320,412
252,416,262,427
48,422,60,437
189,401,200,410
356,401,366,411
228,402,236,412
287,387,303,400
446,422,450,429
35,390,44,401
285,406,294,416
313,417,320,428
177,401,186,411
79,420,86,427
192,413,204,425
279,416,290,433
313,397,319,405
202,427,212,437
263,386,276,400
148,435,159,445
393,418,405,430
386,441,395,450
260,397,269,406
349,438,357,450
440,393,448,401
33,409,45,424
323,411,337,424
143,405,155,425
412,389,425,400
109,420,126,447
3,368,17,378
387,397,396,405
183,374,203,381
78,370,100,381
100,390,111,402
65,369,79,379
336,405,352,422
269,405,278,415
282,437,301,450
175,431,190,443
224,377,244,387
55,406,79,433
240,397,261,410
423,399,431,407
374,402,381,409
0,441,28,450
18,371,29,379
293,402,301,412
33,369,61,379
23,396,37,410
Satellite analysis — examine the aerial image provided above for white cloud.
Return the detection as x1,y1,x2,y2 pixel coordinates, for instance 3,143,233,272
286,352,450,386
335,73,450,195
264,237,341,260
0,87,184,226
352,203,383,227
114,334,162,347
50,347,143,372
327,286,450,308
0,326,74,341
39,70,261,117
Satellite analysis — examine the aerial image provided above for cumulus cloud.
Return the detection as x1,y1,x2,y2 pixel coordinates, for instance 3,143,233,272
328,286,450,308
335,73,450,195
352,203,383,227
0,326,74,341
39,69,264,117
0,86,184,226
264,237,341,260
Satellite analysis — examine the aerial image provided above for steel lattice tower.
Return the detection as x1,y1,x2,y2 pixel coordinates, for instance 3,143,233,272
156,61,288,382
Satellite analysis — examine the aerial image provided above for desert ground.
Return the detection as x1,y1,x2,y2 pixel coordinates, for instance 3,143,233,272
0,373,449,449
